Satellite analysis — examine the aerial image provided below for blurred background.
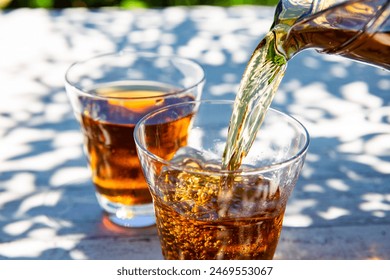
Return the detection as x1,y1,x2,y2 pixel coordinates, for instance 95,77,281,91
1,0,278,9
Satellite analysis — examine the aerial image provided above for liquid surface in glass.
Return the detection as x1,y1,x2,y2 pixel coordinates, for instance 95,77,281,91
80,82,194,205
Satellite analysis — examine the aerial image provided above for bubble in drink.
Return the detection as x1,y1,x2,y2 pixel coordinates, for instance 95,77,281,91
152,148,286,260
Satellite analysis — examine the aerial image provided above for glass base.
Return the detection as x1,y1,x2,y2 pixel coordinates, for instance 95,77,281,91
96,193,155,228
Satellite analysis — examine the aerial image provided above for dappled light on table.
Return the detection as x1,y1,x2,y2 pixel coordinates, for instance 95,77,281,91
0,7,389,259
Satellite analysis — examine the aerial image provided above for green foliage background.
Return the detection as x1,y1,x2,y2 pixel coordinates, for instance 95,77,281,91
2,0,278,9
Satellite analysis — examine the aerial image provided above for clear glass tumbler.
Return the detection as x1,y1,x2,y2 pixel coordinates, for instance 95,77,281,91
134,100,310,259
65,51,205,227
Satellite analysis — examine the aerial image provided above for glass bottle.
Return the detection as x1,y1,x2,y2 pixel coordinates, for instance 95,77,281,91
273,0,390,69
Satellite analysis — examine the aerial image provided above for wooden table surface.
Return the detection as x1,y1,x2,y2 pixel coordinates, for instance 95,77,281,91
0,6,389,260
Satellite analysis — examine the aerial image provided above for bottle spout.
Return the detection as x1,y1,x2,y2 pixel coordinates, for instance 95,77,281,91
273,0,390,69
270,0,338,59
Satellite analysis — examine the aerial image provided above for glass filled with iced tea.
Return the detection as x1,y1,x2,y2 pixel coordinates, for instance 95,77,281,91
65,51,205,227
134,100,309,259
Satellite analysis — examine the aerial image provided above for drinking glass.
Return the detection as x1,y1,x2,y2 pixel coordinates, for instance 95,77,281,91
134,100,309,259
65,51,205,227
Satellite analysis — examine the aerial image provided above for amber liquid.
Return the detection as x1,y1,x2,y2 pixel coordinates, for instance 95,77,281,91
215,0,390,259
149,0,389,260
283,0,390,69
287,29,390,69
79,82,194,206
153,155,284,260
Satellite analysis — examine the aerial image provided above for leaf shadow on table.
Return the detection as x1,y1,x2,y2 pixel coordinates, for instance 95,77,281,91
0,8,389,260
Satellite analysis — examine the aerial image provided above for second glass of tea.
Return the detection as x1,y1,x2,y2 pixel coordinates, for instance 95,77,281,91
134,100,309,259
65,51,205,227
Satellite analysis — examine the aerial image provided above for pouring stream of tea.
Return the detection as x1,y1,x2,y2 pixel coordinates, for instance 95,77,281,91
221,32,287,171
222,0,390,170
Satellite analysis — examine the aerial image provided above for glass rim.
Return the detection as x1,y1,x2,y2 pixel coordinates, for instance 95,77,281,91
134,99,310,176
64,50,206,101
